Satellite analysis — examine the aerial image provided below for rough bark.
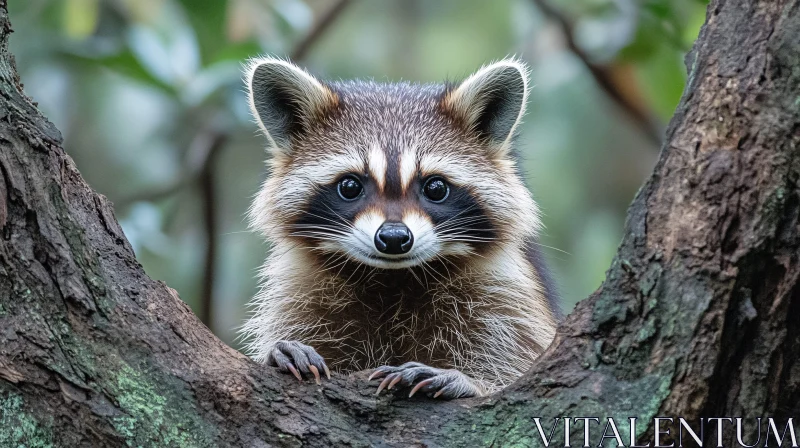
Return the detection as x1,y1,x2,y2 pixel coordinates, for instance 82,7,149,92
1,0,799,446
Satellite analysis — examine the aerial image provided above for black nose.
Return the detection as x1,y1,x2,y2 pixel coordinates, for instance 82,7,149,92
374,223,414,255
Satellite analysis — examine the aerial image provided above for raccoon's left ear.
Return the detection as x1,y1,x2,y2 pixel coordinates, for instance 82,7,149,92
443,58,530,156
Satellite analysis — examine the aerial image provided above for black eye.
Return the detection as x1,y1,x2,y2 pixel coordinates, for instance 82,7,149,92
337,176,363,201
423,177,449,203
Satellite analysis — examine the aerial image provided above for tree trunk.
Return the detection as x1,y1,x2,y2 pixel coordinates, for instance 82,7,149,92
1,0,799,446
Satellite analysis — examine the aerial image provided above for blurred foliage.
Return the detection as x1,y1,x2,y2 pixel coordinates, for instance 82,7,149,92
10,0,708,347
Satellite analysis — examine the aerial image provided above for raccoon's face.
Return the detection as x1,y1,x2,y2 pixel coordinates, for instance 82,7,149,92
246,58,540,269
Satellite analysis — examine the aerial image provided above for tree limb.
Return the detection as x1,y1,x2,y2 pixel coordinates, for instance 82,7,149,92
530,0,664,147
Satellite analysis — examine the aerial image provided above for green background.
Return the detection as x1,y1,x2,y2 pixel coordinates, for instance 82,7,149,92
9,0,708,347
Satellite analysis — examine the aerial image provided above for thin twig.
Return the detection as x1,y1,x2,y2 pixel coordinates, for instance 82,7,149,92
530,0,663,147
116,132,219,209
116,179,187,209
198,133,226,331
291,0,354,61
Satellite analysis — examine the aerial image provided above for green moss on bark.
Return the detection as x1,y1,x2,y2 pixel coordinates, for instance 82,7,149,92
107,363,217,447
0,390,54,448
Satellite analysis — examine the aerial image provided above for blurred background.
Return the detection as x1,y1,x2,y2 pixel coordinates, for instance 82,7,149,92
9,0,708,347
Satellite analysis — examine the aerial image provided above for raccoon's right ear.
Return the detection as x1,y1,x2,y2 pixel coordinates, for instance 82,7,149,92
245,57,337,153
442,58,530,157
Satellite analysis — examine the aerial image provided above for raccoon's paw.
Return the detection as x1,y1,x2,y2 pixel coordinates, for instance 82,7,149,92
267,340,330,385
368,362,484,399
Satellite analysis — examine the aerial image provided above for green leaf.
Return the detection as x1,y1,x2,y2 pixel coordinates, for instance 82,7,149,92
635,44,686,120
63,0,100,39
207,41,263,65
617,20,660,62
682,4,708,47
175,0,229,65
60,50,177,95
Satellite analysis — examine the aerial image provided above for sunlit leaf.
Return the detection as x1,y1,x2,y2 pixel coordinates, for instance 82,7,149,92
63,0,99,39
118,0,166,23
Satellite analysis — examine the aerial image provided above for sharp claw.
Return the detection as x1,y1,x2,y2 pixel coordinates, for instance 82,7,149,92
376,375,394,395
368,369,386,381
323,364,331,380
409,378,433,398
287,364,302,382
309,365,321,385
388,375,403,390
433,388,445,398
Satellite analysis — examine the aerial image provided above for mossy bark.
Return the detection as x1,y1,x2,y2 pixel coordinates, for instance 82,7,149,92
1,0,799,446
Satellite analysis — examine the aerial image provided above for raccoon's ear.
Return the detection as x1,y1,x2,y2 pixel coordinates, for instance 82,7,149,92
443,58,530,156
245,57,337,153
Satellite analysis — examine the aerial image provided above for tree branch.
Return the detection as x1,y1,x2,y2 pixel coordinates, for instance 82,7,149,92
530,0,663,147
290,0,353,62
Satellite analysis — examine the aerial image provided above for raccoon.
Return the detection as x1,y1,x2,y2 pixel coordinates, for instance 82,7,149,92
240,57,560,399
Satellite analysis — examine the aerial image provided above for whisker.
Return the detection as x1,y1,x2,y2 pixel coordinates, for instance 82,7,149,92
290,209,357,230
289,233,347,242
440,233,493,241
289,227,351,237
221,230,252,235
432,204,481,231
435,214,490,228
439,230,496,241
529,242,571,256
